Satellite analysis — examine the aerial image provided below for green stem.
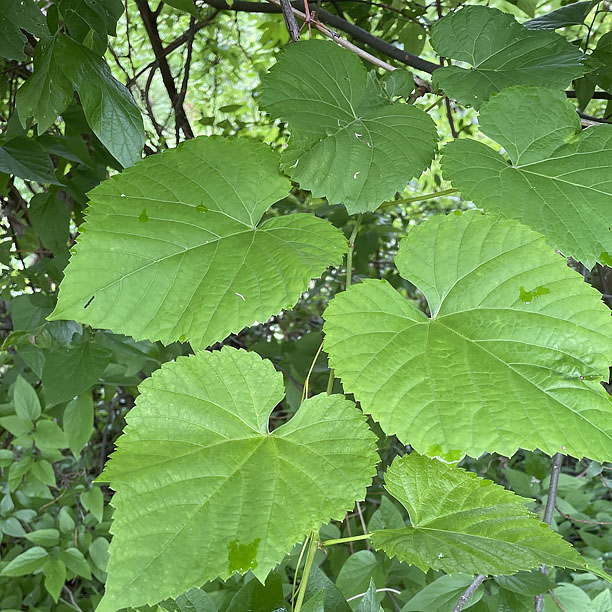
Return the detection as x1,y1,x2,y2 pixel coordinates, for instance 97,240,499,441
322,533,371,546
301,341,324,405
293,532,319,612
326,368,335,395
423,95,444,113
379,188,458,209
291,536,310,610
346,214,362,289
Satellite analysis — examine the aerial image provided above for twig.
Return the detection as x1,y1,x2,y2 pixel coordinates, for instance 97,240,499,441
548,589,568,612
61,586,84,612
175,16,197,142
535,453,564,612
355,501,371,550
555,503,612,525
280,0,301,40
452,575,486,612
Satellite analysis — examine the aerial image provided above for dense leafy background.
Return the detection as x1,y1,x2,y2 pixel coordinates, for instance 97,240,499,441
1,0,611,611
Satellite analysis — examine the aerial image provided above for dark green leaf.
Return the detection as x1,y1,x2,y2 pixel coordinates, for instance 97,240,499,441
0,137,59,184
524,1,595,29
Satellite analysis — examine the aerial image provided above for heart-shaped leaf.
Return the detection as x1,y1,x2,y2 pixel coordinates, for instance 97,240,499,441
371,454,588,576
260,39,437,214
430,6,587,109
50,137,346,348
323,211,612,460
442,86,612,267
97,347,378,611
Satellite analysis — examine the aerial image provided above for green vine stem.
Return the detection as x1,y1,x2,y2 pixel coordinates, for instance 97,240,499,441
321,533,371,546
379,187,458,209
293,531,319,612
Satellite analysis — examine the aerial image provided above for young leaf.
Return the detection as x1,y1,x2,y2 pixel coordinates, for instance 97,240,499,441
53,36,144,167
63,393,94,458
370,454,588,575
260,40,437,213
43,558,66,602
355,579,383,612
13,375,41,421
442,86,612,267
50,137,346,348
323,211,612,460
430,6,587,108
97,347,377,611
81,486,104,523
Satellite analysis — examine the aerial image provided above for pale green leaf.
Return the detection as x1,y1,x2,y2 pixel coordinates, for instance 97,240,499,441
371,454,587,575
89,537,110,571
442,86,612,267
31,460,56,487
0,546,48,577
401,574,483,611
63,393,94,458
430,6,587,109
50,137,346,348
16,38,73,135
54,36,144,167
25,529,61,547
59,547,91,579
35,420,68,452
81,486,104,522
13,375,41,421
97,347,377,611
260,40,437,213
43,558,66,602
323,211,612,460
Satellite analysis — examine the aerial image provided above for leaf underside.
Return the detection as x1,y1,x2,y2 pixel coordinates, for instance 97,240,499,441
260,39,437,213
50,137,347,348
324,211,612,460
442,86,612,268
97,347,378,611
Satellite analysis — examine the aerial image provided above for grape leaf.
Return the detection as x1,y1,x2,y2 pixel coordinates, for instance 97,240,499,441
371,454,588,575
0,0,48,61
260,39,437,214
430,6,587,109
96,347,377,611
323,211,612,460
442,86,612,267
53,36,144,168
49,137,346,348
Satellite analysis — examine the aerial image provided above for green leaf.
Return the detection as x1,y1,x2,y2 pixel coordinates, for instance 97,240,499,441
430,6,587,109
13,375,41,421
59,0,124,39
401,574,483,611
355,580,382,612
592,32,612,92
225,572,286,612
59,507,75,533
25,529,61,547
50,137,346,348
494,571,554,596
29,193,71,254
89,537,110,571
161,587,218,612
336,551,383,600
43,558,66,602
367,495,405,532
370,454,587,576
0,0,48,61
81,486,104,522
524,1,595,29
163,0,199,17
35,420,69,452
1,517,26,537
54,36,144,167
381,70,414,100
0,137,59,184
260,40,437,213
97,347,377,611
0,449,13,467
63,393,94,458
545,583,592,611
323,211,612,460
59,547,92,579
16,38,74,135
42,337,110,405
0,546,49,576
442,86,612,267
31,460,56,487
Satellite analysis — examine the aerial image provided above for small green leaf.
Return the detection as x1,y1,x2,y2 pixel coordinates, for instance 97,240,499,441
0,546,49,576
43,559,66,602
1,517,26,537
63,393,94,458
34,420,68,451
81,486,104,523
260,39,437,213
0,449,13,467
58,506,75,533
59,547,92,579
225,572,285,612
494,571,554,596
97,347,377,611
13,375,41,421
336,551,383,600
401,574,483,611
430,6,587,108
25,529,61,547
163,0,198,17
30,460,56,487
524,1,594,29
371,454,588,575
354,580,382,612
0,137,59,184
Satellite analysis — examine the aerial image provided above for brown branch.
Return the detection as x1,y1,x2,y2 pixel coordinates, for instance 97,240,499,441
453,575,486,612
175,16,197,142
134,0,194,139
555,503,612,525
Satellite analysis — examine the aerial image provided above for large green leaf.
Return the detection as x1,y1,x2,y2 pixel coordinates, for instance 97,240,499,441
0,137,59,184
97,347,377,611
442,86,612,267
371,454,587,575
53,36,144,167
430,6,587,109
16,38,74,135
323,211,612,460
50,137,346,348
0,0,48,61
260,40,437,214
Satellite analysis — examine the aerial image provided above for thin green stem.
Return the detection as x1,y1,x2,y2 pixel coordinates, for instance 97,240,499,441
322,533,371,546
379,188,458,209
326,368,335,394
293,531,319,612
346,214,362,289
291,535,310,611
423,95,444,113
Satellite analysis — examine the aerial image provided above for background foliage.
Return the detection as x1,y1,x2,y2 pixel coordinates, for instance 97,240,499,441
1,0,611,611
